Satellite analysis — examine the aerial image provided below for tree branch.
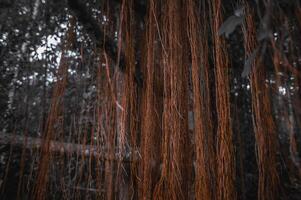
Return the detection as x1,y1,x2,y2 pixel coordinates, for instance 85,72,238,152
0,0,14,8
67,0,146,87
112,0,147,20
67,0,126,71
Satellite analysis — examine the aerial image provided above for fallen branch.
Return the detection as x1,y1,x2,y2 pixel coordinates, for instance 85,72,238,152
0,133,136,162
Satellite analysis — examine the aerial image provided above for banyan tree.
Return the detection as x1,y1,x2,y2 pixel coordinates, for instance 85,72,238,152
0,0,301,199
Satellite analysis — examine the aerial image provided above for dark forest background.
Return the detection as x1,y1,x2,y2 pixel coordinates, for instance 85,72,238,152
0,0,301,199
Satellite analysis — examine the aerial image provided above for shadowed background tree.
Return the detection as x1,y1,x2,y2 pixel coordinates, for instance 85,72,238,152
0,0,301,199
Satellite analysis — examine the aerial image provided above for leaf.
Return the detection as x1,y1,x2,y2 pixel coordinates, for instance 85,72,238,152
218,15,244,38
234,6,245,17
241,48,258,78
257,13,271,41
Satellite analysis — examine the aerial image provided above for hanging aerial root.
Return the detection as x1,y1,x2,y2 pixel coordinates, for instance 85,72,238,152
243,4,280,200
210,0,236,199
33,17,76,200
153,0,192,199
186,0,216,199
